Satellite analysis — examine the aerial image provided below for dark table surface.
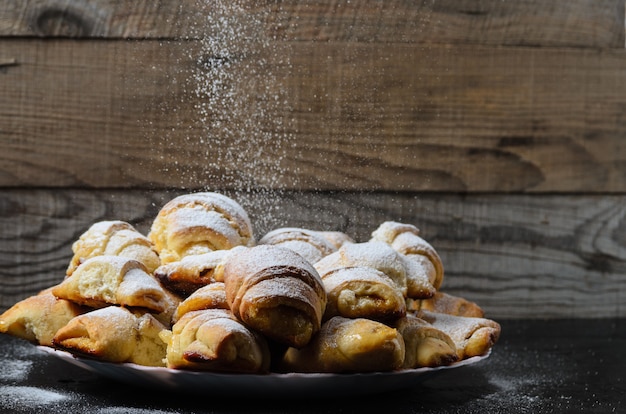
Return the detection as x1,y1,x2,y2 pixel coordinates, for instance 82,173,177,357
1,319,624,414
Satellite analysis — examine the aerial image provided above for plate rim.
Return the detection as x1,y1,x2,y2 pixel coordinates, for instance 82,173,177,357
37,344,490,380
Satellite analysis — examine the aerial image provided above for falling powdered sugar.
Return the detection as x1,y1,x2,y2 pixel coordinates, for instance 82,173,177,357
187,1,295,229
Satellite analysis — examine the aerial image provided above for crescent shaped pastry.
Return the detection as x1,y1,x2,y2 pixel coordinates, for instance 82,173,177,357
315,230,355,249
371,221,444,291
172,282,230,323
280,316,405,373
153,247,244,296
67,220,160,276
222,245,327,348
314,241,413,298
259,227,337,264
408,291,485,318
52,306,168,367
394,314,458,368
163,309,270,373
416,310,501,359
148,192,255,264
53,255,170,313
320,266,406,322
0,289,86,347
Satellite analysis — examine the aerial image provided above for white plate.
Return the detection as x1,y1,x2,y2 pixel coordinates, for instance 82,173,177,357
38,346,490,397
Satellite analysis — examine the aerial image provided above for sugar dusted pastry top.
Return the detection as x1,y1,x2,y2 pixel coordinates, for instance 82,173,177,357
67,220,160,276
53,255,170,313
259,227,337,264
222,245,327,348
371,221,444,290
315,241,411,297
148,192,255,264
52,306,168,366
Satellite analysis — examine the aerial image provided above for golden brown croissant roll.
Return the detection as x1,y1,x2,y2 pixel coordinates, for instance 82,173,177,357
66,220,160,276
409,292,485,318
416,310,501,359
394,314,458,368
259,227,337,264
153,247,244,296
314,241,414,298
148,192,255,264
163,309,270,373
0,289,86,346
222,245,327,348
53,306,168,367
280,316,405,373
52,255,170,313
371,221,444,291
321,266,406,322
172,282,229,323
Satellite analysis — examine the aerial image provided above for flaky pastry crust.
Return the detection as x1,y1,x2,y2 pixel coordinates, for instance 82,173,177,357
148,192,255,264
53,255,170,313
223,245,327,348
259,227,337,264
280,316,405,373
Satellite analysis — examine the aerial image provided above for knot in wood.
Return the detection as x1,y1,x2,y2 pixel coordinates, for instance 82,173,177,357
35,7,92,37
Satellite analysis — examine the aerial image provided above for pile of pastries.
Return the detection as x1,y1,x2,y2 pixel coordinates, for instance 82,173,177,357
0,192,500,374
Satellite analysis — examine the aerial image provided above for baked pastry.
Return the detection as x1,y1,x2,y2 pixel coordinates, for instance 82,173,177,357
52,255,170,313
153,247,244,296
151,288,183,328
66,220,160,276
314,241,411,298
52,306,168,366
408,292,485,317
280,316,405,373
259,227,337,264
320,266,406,322
0,289,85,346
148,192,255,264
400,253,439,299
416,310,501,359
163,309,270,373
371,221,444,290
222,245,327,348
394,314,458,368
172,282,230,323
315,231,355,249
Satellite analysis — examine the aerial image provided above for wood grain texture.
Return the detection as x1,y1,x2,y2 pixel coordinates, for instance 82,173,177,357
0,0,623,47
0,0,200,38
1,1,626,321
269,0,626,47
2,39,626,192
1,189,625,319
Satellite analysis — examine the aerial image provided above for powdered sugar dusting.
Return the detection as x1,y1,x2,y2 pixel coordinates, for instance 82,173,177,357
0,386,70,409
229,245,320,280
321,266,396,290
0,358,33,382
168,207,241,249
95,408,181,414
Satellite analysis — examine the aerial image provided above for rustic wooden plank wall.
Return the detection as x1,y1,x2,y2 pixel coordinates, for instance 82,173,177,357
1,0,625,318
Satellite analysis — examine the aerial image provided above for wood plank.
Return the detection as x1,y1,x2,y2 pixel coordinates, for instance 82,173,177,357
269,0,626,48
0,0,202,39
3,39,626,192
0,0,623,48
1,189,625,319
